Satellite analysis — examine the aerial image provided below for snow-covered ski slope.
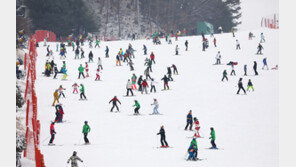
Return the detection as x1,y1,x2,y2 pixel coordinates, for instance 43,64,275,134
36,28,278,167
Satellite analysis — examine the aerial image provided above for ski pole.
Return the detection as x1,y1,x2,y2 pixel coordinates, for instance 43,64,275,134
41,136,51,144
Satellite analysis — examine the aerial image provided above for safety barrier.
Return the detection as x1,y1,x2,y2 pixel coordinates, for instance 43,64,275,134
261,13,279,29
33,30,57,43
23,34,46,167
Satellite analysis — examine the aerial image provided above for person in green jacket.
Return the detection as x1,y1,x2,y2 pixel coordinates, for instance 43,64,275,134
221,70,228,81
133,100,140,115
190,137,198,160
95,40,100,48
82,121,90,144
80,84,87,100
209,127,217,149
78,64,85,79
71,42,75,51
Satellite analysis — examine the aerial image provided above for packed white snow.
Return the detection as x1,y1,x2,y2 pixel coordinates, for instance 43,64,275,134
35,28,278,167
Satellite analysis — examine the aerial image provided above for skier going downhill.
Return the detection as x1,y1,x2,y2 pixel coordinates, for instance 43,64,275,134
67,151,83,167
126,79,134,96
209,127,217,149
237,78,246,95
82,121,90,144
133,100,141,115
151,99,159,114
157,125,169,148
48,122,56,145
109,96,121,112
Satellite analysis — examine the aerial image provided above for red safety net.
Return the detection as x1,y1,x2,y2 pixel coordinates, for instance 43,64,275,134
33,30,57,43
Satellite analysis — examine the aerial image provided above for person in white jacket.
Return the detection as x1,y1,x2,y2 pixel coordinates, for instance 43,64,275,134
236,40,241,50
151,99,159,114
215,51,221,65
98,57,103,70
150,78,157,93
126,79,134,96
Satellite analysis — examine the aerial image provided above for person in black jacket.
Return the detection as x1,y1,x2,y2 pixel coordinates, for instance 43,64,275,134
157,125,169,148
167,67,173,81
237,78,246,95
53,64,58,79
253,61,258,75
137,75,143,92
75,47,80,59
185,40,188,51
257,43,264,54
244,65,247,76
109,96,121,112
185,110,193,130
88,51,94,63
81,48,85,59
161,75,170,90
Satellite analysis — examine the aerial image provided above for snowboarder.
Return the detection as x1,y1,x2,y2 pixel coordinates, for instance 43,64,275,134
126,79,134,96
48,122,56,145
143,45,147,55
131,74,137,90
97,57,103,70
171,64,178,75
215,51,221,64
133,100,141,115
247,79,254,91
161,75,170,90
209,127,216,149
80,84,87,100
175,45,179,55
88,51,94,62
78,64,85,79
185,40,188,51
244,65,247,76
151,99,159,114
237,78,246,95
72,83,79,94
141,79,149,94
67,151,83,167
82,121,90,144
262,57,269,70
222,70,228,81
236,40,241,50
253,61,258,75
52,89,59,106
157,125,169,148
58,85,66,98
184,110,193,131
109,96,121,112
257,43,264,54
150,78,157,93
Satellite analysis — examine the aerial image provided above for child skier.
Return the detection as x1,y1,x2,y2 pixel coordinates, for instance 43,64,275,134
157,125,169,148
133,100,141,115
222,70,228,81
78,64,85,79
184,110,193,131
187,138,198,161
151,99,159,114
131,74,137,90
95,67,101,81
67,151,83,167
167,67,173,81
193,117,200,138
247,79,254,91
85,62,89,77
72,83,79,94
48,122,56,145
82,121,90,144
209,127,217,149
260,33,265,43
237,78,246,95
95,39,100,48
109,96,121,112
126,79,134,96
61,67,67,80
80,84,87,100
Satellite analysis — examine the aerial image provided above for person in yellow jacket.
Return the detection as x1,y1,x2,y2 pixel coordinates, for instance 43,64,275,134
52,89,60,106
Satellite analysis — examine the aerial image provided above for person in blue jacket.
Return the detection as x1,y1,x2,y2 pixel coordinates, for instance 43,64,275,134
184,110,193,130
262,57,269,70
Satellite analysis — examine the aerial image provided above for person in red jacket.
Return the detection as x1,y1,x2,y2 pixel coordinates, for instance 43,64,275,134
193,117,200,138
49,122,56,145
213,38,217,47
109,96,121,112
150,52,155,64
72,83,79,94
141,79,149,94
85,62,89,77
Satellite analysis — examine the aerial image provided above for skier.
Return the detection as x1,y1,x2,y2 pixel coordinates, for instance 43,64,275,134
175,45,179,55
78,64,85,79
151,99,159,114
52,89,59,106
82,121,90,144
95,39,100,48
187,138,198,161
213,38,217,47
150,78,157,93
150,52,156,64
105,46,109,58
244,65,247,76
222,70,228,81
72,83,79,94
231,28,235,37
143,45,147,55
236,40,241,50
215,51,221,65
247,79,254,91
161,75,170,90
126,79,134,96
46,45,50,56
171,64,178,75
262,57,269,70
109,96,121,112
127,60,134,71
230,63,236,76
133,100,141,115
184,110,193,131
53,64,58,79
95,66,101,81
253,61,258,75
141,79,149,94
80,48,85,59
116,53,121,66
48,122,56,145
193,117,201,137
80,84,87,100
58,85,66,98
97,57,103,70
218,26,223,33
75,47,79,59
54,104,64,123
131,74,137,90
209,127,217,149
147,59,153,72
67,151,83,167
61,67,68,80
167,67,173,81
237,78,246,95
157,125,169,148
144,67,152,80
185,40,188,51
137,75,143,92
201,31,205,39
260,33,265,43
257,43,264,54
88,51,94,62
